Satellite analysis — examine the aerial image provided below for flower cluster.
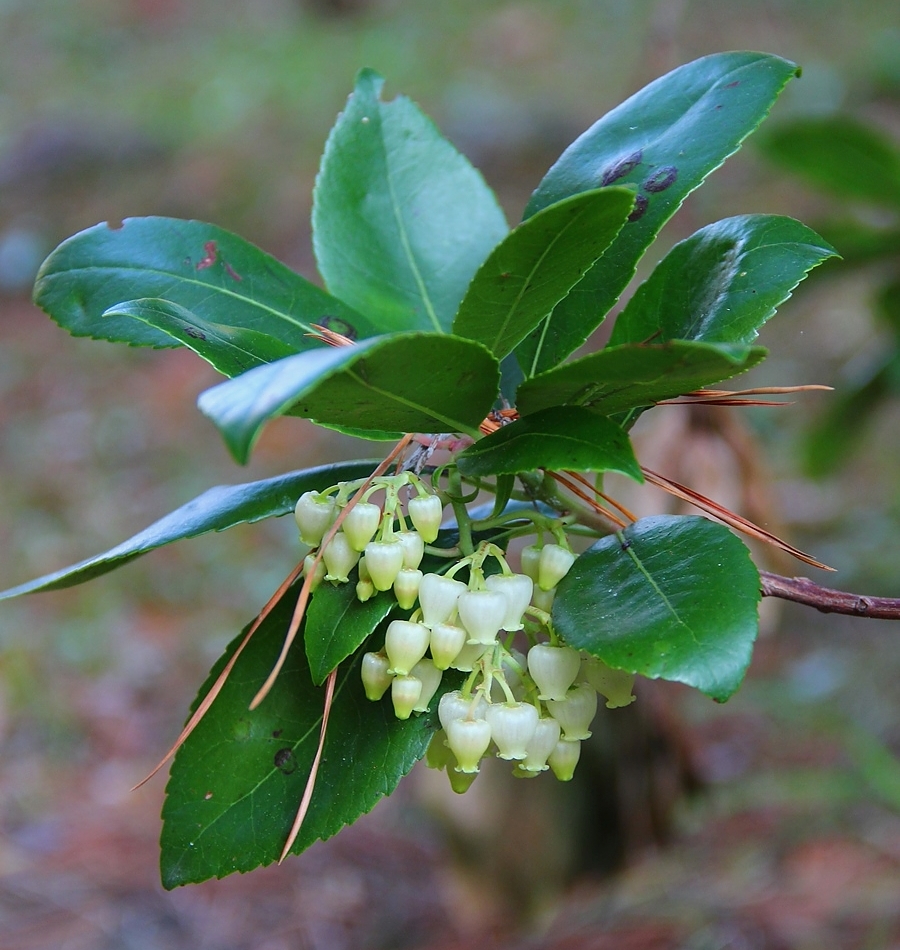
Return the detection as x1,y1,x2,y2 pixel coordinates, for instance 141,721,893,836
294,473,637,792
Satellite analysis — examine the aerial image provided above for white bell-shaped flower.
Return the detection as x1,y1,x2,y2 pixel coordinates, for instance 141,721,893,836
530,585,556,614
322,532,360,583
410,658,442,712
548,738,581,781
418,573,466,627
457,589,508,645
393,568,423,610
395,530,425,570
407,494,443,543
547,683,599,740
429,621,467,670
438,689,487,732
361,652,393,701
527,643,582,700
302,553,326,592
446,717,492,773
519,543,542,584
484,573,533,631
485,701,539,760
391,674,422,720
519,716,562,772
342,502,382,552
538,543,576,591
364,539,405,591
384,619,430,676
449,640,491,672
581,657,637,708
294,491,337,547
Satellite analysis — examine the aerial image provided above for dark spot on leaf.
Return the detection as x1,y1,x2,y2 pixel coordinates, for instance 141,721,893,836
184,326,207,341
643,166,678,193
272,729,283,738
724,80,740,88
196,241,218,270
319,316,358,341
620,539,631,551
627,194,649,222
183,257,192,267
224,262,243,282
274,747,297,775
600,149,643,186
106,219,124,230
715,104,723,110
500,272,511,279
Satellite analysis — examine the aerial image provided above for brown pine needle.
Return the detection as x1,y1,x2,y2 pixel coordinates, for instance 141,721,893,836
249,432,414,710
642,467,834,571
132,558,306,790
545,470,629,529
660,384,832,406
307,323,356,348
278,668,337,863
561,469,638,523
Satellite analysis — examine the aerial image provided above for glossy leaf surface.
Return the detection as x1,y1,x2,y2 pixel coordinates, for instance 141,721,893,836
313,69,508,334
456,407,642,482
34,217,373,349
452,188,634,358
305,577,396,685
198,333,499,463
103,299,297,377
0,462,377,599
609,215,837,346
553,516,760,701
516,341,766,418
160,583,442,887
515,52,800,375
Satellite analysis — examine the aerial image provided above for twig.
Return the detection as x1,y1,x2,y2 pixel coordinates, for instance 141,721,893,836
760,571,900,620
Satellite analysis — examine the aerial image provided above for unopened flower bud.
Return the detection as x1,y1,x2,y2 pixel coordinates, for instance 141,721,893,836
548,738,581,781
408,494,443,543
446,717,492,773
342,502,382,552
418,573,466,627
519,543,542,583
361,652,392,701
395,530,425,570
430,621,467,670
322,532,360,583
364,539,405,591
538,543,576,591
391,675,422,720
425,730,454,770
485,573,534,631
393,568,423,610
457,589,508,645
527,643,581,700
303,553,326,592
486,701,539,760
384,619,430,676
447,767,478,794
410,658,442,711
547,683,598,740
356,577,376,602
294,492,336,547
530,585,556,613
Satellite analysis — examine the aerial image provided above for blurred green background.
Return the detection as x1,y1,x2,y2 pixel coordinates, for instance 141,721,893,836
1,1,900,947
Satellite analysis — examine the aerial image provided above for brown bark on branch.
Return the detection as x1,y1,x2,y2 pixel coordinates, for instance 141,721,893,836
760,571,900,620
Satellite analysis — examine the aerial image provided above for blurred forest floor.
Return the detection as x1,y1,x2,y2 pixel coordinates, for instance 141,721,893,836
1,1,900,947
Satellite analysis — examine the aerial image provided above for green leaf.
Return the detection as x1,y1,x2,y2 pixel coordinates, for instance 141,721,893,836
161,582,448,887
553,516,760,701
609,215,837,347
103,299,298,377
313,69,508,334
515,52,800,375
516,340,767,418
34,217,375,349
198,333,500,463
305,578,396,685
0,461,377,599
452,188,634,358
456,406,642,482
760,116,900,209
